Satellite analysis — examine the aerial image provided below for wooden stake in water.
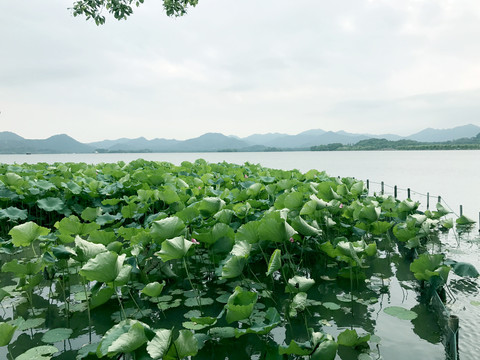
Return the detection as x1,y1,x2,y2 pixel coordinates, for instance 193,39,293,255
460,205,463,216
438,196,441,204
381,181,384,195
427,192,430,210
366,179,369,193
394,185,397,198
407,188,411,199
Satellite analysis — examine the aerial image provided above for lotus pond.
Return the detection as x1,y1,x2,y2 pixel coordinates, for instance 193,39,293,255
0,159,477,360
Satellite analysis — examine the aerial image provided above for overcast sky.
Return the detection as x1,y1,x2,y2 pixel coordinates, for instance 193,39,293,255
1,0,480,142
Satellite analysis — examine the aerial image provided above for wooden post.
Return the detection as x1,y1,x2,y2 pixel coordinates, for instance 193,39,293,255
407,188,411,199
438,196,441,204
448,315,459,354
381,181,384,195
427,192,430,210
366,179,369,192
394,185,397,198
460,205,463,216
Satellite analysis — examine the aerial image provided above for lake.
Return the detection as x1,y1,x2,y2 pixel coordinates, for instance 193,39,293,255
1,150,479,359
1,150,479,222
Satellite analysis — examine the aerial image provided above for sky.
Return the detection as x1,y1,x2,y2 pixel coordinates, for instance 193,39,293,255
1,0,480,142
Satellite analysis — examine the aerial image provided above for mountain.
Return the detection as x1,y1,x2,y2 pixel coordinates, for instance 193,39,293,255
406,124,480,142
1,124,478,154
0,132,94,154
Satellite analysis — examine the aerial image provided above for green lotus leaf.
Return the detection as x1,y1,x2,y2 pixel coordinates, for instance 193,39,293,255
234,307,281,338
311,339,338,360
142,281,166,297
322,302,341,310
279,340,312,355
88,230,116,245
15,317,45,331
114,264,132,286
194,223,234,246
97,320,149,358
90,287,115,309
370,221,392,235
54,216,100,236
410,253,448,281
213,209,234,224
209,327,236,339
393,223,417,242
37,197,64,212
80,251,125,283
147,329,172,359
156,236,192,262
0,322,16,346
225,287,258,324
15,345,58,360
456,215,476,225
292,216,322,237
258,212,297,243
81,207,102,222
184,297,214,307
266,249,281,276
289,292,307,317
121,203,138,219
107,321,148,356
285,276,315,293
444,259,479,278
51,245,77,260
96,213,122,226
41,328,73,344
384,306,418,320
9,221,50,247
337,329,370,347
235,221,260,244
198,197,225,217
220,255,247,279
151,217,186,242
0,207,27,221
74,236,107,263
358,205,380,223
164,329,198,360
2,258,44,277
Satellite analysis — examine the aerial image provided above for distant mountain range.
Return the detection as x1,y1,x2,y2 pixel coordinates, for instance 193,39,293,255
0,124,479,154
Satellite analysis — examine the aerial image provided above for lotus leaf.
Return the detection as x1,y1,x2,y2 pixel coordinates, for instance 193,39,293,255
151,217,186,242
258,212,297,243
225,287,258,323
0,206,27,221
74,236,107,263
41,328,73,344
142,281,166,297
164,329,198,360
278,340,312,355
80,251,125,283
285,276,315,293
383,306,418,320
147,329,172,359
289,292,308,317
15,345,58,360
9,221,50,247
0,322,16,346
97,319,149,358
156,236,192,262
337,329,370,348
266,249,281,276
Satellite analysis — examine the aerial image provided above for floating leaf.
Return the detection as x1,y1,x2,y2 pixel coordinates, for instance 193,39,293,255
384,306,418,320
285,276,315,293
0,207,27,221
41,328,73,343
15,345,58,360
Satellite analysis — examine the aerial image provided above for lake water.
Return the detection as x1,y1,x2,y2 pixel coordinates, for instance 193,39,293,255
1,150,479,359
1,150,479,221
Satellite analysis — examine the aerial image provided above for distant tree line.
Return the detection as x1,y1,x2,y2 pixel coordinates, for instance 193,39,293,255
311,132,480,151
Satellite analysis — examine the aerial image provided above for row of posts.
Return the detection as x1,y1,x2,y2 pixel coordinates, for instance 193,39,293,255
366,179,479,232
